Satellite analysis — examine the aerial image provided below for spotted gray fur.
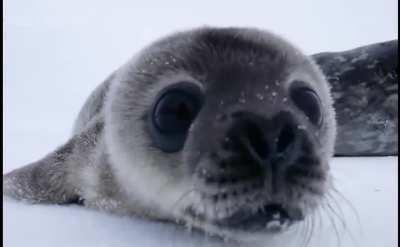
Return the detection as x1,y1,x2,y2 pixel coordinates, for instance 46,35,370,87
313,40,398,156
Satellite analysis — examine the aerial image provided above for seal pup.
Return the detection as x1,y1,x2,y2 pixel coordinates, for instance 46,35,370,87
3,27,336,242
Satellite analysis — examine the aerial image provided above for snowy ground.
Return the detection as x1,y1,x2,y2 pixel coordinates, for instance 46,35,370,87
4,157,398,247
3,0,398,246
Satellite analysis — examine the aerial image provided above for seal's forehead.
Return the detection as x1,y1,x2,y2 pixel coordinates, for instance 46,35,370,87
139,27,307,72
192,27,298,60
128,27,318,98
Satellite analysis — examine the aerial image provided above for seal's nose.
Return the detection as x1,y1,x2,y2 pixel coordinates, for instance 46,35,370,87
223,111,300,167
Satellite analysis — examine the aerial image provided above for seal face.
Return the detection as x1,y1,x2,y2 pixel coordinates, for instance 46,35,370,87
4,27,336,242
105,27,336,240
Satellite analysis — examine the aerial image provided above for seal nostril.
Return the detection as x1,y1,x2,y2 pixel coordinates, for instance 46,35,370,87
276,124,295,154
219,161,228,169
205,176,216,183
245,122,269,159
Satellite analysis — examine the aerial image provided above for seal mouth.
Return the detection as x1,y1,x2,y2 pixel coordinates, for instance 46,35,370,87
212,203,294,232
186,202,303,234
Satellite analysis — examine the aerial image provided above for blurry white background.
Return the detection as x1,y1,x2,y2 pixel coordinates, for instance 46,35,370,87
3,0,398,246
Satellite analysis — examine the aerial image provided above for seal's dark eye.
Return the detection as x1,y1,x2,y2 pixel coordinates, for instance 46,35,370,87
290,86,322,126
149,82,203,152
154,91,200,133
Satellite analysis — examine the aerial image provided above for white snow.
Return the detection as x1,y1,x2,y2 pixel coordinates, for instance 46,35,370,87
3,0,398,246
4,157,398,247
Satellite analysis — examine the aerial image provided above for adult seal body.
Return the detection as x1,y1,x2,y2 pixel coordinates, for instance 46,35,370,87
313,40,398,156
4,27,336,242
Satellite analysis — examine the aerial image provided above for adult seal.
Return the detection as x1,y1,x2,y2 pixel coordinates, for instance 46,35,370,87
4,27,337,242
313,40,398,156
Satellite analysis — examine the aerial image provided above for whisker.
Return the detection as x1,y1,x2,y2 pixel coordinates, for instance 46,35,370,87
169,188,198,218
331,186,362,232
300,215,310,247
324,196,347,232
327,191,361,247
321,203,342,247
315,205,323,236
307,210,317,247
305,214,313,247
291,217,303,247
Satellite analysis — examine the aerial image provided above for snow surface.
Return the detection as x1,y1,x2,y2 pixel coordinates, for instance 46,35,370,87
3,0,398,246
4,158,398,247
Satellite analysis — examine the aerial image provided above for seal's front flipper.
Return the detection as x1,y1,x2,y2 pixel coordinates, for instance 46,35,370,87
3,121,104,205
3,140,81,204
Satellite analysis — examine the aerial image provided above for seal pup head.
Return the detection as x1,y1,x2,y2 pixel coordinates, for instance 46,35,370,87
105,27,336,241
